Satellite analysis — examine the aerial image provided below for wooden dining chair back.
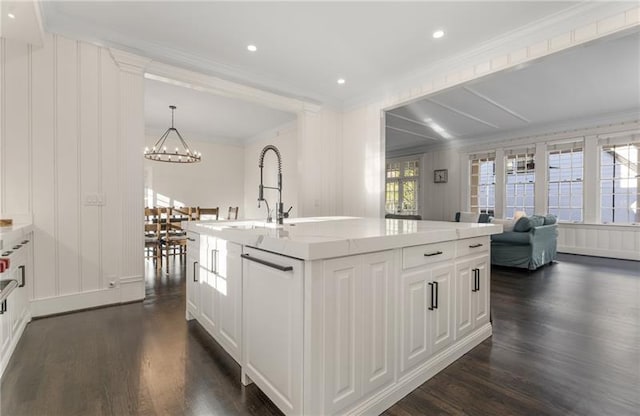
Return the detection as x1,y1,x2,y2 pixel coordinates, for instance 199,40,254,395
197,207,219,220
159,207,190,270
144,208,163,269
227,206,239,220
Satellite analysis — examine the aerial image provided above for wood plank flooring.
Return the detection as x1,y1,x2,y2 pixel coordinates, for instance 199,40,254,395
2,254,639,416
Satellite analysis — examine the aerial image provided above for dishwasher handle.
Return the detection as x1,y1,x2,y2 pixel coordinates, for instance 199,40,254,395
241,253,293,272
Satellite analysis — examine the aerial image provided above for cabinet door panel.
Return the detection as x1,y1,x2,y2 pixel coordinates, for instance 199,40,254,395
400,268,429,375
186,255,200,320
323,257,361,414
455,261,474,340
200,237,218,335
243,247,304,415
361,251,394,396
217,241,242,362
473,257,490,328
430,264,454,355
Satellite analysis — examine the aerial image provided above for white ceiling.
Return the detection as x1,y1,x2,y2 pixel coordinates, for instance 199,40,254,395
386,31,640,153
41,1,580,105
145,78,296,144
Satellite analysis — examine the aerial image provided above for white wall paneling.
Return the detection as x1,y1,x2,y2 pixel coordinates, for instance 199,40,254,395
0,34,148,316
558,223,640,261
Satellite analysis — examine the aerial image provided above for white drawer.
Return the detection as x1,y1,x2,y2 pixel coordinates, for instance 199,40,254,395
456,236,489,258
402,241,455,269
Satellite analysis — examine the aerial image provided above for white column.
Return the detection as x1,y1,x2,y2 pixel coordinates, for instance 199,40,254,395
534,142,548,214
583,135,598,223
110,49,151,302
494,149,505,218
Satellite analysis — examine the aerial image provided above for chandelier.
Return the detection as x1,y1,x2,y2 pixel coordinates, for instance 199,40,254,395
144,105,201,163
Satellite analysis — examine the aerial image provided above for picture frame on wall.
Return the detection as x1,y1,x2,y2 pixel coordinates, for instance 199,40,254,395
434,169,448,183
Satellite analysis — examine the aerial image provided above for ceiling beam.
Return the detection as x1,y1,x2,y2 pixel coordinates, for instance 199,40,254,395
386,126,440,141
463,86,531,123
427,98,500,129
386,112,435,130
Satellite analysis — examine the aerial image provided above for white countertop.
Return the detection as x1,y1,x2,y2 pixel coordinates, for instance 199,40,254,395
185,216,502,260
0,223,33,252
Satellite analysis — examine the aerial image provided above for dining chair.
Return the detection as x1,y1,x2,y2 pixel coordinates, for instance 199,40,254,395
160,207,189,270
144,208,163,269
227,206,239,220
198,207,219,221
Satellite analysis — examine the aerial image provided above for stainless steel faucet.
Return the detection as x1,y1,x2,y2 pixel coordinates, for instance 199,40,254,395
258,145,284,224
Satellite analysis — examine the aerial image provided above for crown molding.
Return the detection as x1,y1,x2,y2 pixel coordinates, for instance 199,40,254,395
344,2,639,111
109,48,152,75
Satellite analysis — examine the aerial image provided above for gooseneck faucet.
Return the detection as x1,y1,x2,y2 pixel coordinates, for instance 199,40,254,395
258,145,284,224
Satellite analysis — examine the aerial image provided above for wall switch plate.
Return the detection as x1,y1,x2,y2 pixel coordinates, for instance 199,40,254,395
84,193,106,206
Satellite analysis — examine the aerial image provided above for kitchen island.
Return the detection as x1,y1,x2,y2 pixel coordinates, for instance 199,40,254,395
184,216,502,415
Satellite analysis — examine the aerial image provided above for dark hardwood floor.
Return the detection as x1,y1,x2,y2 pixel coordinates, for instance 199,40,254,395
2,254,639,416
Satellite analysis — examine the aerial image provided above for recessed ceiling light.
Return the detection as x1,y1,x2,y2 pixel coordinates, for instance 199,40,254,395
337,78,346,85
247,44,257,52
432,30,445,39
7,13,15,19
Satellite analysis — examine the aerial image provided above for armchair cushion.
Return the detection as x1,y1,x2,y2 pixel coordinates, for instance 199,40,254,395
529,215,545,228
513,216,532,232
544,214,557,225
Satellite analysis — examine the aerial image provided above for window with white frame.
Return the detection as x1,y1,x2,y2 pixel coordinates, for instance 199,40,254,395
469,155,496,215
505,151,535,218
600,141,639,224
548,144,583,222
385,158,420,215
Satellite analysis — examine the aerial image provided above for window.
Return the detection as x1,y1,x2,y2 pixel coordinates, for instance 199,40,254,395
600,142,639,224
386,159,420,215
548,146,583,222
470,156,495,215
505,152,535,218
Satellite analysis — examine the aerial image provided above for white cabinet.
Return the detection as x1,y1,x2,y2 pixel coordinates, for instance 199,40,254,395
455,253,490,340
242,246,304,416
215,240,242,362
0,235,32,377
199,236,218,335
185,232,200,321
321,250,395,414
399,262,454,375
186,232,242,362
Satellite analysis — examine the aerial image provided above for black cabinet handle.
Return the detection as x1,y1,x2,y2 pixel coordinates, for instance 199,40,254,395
476,269,480,292
19,265,25,287
193,261,199,282
434,281,438,309
424,251,443,257
0,300,6,314
187,237,196,242
428,282,434,310
469,243,483,248
472,269,478,292
241,253,293,272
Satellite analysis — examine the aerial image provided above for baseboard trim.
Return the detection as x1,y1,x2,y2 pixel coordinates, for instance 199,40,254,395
31,276,145,318
558,246,640,261
346,323,492,416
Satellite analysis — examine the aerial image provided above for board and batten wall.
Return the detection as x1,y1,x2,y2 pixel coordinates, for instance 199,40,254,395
144,134,244,216
243,122,298,220
0,34,148,316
